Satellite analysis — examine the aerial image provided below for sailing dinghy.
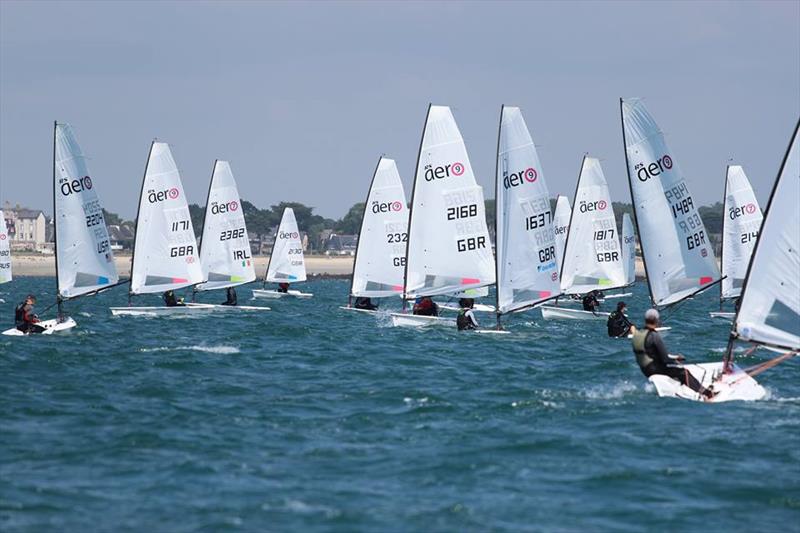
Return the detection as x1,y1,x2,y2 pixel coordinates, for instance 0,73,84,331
193,161,267,312
390,105,494,328
620,98,721,316
540,156,627,320
493,105,560,329
341,157,407,314
648,118,799,402
252,207,313,299
709,165,763,320
0,210,11,287
4,122,120,335
110,141,211,316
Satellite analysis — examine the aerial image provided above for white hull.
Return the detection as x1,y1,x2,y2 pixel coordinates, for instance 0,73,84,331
252,289,313,299
439,303,496,313
709,311,735,321
2,316,77,336
389,313,456,328
339,306,378,314
540,306,609,320
110,303,217,316
601,292,633,300
649,362,766,403
194,303,271,312
625,326,671,338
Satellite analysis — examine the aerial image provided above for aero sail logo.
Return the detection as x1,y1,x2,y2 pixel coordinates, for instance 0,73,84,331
60,175,93,196
211,200,239,214
729,203,757,219
148,187,180,203
279,231,300,239
579,199,607,212
371,200,404,213
502,167,537,189
424,161,465,182
635,154,673,182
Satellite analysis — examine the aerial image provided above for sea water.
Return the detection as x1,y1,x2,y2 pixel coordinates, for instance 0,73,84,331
1,278,798,531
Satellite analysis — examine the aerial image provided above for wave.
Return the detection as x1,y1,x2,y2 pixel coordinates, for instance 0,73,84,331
139,345,240,354
582,381,640,400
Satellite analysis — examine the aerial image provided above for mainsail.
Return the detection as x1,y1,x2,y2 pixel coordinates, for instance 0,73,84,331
720,165,763,300
0,210,10,284
730,119,800,354
403,105,495,299
553,195,571,270
621,98,720,308
130,142,203,295
196,160,256,291
54,123,118,299
495,105,560,314
350,157,407,298
560,156,626,295
622,213,636,286
265,207,307,283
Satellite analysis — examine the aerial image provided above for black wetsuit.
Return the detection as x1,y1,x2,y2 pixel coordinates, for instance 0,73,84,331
632,329,709,397
163,292,183,307
607,310,633,337
582,293,600,313
222,288,237,306
457,308,478,331
14,302,45,334
277,284,289,293
354,297,377,311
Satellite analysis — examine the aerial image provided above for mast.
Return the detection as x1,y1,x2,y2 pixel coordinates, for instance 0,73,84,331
494,105,503,329
401,103,432,311
558,153,587,285
619,98,656,307
128,140,155,304
349,156,385,307
719,164,730,310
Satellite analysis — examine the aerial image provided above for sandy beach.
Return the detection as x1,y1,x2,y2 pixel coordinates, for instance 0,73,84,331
6,254,356,278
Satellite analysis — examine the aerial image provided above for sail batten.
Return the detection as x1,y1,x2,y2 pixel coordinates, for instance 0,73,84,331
621,98,720,308
196,161,256,292
130,142,203,295
54,123,118,299
403,105,495,299
351,157,408,299
495,106,561,314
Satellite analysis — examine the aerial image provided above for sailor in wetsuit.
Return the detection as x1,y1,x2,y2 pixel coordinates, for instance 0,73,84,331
607,301,633,337
222,287,237,306
277,282,290,293
631,309,715,400
15,294,45,334
354,297,378,311
456,298,479,331
163,290,185,307
412,296,438,317
582,290,601,313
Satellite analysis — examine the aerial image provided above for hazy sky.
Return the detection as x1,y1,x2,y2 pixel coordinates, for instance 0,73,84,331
1,0,798,220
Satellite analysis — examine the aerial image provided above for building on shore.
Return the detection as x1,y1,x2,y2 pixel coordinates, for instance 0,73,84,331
2,203,49,252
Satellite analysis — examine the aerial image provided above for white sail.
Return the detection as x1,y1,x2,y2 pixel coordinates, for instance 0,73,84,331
720,165,763,300
622,213,636,286
351,157,407,298
621,98,720,307
553,195,571,270
560,157,626,295
53,123,118,299
130,142,203,295
733,120,799,351
0,210,10,284
495,106,560,314
266,207,306,283
404,105,495,298
196,161,256,291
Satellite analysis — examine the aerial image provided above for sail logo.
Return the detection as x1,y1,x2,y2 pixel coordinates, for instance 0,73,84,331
624,235,635,244
279,231,299,239
148,188,180,203
371,201,403,213
554,225,568,235
0,234,5,240
502,167,537,189
579,200,608,213
729,203,756,219
424,161,465,182
59,175,93,196
211,200,239,215
635,155,673,182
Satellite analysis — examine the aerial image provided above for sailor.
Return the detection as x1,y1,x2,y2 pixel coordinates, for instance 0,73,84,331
14,294,45,334
631,309,715,400
456,298,478,331
607,301,633,337
277,282,290,294
354,297,378,311
412,296,439,317
582,290,601,313
222,287,237,306
163,290,184,307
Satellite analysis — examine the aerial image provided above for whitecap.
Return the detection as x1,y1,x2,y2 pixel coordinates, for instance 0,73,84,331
583,381,639,400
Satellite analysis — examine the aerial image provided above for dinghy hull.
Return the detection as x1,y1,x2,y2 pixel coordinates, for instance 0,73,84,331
252,289,313,299
2,316,77,336
649,362,766,403
540,306,609,320
389,313,456,328
110,304,216,316
709,311,735,321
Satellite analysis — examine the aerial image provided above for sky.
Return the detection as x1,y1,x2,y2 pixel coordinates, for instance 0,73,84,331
1,0,798,220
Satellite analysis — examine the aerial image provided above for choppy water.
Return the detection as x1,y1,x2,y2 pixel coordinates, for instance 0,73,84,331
1,278,798,532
